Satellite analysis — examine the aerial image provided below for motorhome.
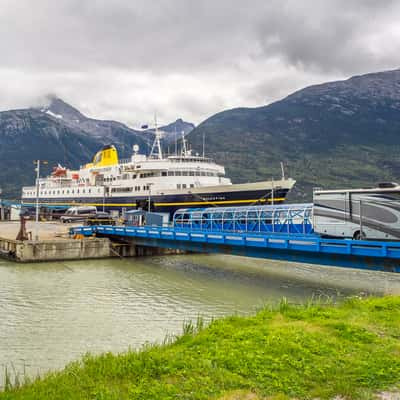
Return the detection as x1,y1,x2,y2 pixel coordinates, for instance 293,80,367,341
313,183,400,240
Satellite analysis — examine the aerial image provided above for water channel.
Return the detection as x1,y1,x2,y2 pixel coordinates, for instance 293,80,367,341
1,254,400,386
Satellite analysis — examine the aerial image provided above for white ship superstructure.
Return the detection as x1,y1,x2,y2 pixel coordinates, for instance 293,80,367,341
21,129,295,214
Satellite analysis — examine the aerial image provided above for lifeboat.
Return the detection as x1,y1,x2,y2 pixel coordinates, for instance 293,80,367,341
52,164,67,177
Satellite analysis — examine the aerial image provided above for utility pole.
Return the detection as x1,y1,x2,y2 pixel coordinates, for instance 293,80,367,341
34,160,47,241
0,188,3,220
35,160,41,241
147,183,154,212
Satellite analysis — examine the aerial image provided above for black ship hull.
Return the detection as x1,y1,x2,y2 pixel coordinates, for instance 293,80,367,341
22,186,291,216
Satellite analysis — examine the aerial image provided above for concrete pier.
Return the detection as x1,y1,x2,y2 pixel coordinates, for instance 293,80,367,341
0,221,181,262
0,221,112,262
0,236,111,262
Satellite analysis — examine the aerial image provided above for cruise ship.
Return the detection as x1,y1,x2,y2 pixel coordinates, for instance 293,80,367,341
21,130,296,215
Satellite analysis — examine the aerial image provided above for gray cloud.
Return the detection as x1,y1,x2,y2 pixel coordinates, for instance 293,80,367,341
0,0,399,125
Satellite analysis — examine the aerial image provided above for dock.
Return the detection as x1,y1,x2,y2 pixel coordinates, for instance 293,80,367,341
0,221,180,262
0,221,111,262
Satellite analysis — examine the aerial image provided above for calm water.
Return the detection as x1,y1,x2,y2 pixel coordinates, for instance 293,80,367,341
1,254,400,385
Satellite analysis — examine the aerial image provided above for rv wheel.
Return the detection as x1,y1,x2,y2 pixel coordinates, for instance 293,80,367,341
353,230,365,240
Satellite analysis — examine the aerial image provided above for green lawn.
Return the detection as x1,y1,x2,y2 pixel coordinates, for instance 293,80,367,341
2,296,400,399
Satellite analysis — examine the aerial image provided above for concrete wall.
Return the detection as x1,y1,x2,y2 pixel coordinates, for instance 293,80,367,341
1,236,185,262
11,238,111,262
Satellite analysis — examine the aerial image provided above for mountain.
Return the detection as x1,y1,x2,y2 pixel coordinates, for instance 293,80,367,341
2,69,400,200
0,108,102,197
0,97,193,197
187,69,400,200
37,96,150,154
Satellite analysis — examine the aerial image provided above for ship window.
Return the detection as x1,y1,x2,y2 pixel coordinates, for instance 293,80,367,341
112,187,133,193
182,171,188,176
189,171,194,176
82,189,85,194
177,184,181,189
67,190,70,194
195,171,200,176
182,184,187,189
207,172,212,176
168,171,174,176
140,172,155,179
201,172,206,176
62,190,64,194
175,171,182,176
77,189,79,194
162,172,167,176
190,184,194,188
88,189,91,193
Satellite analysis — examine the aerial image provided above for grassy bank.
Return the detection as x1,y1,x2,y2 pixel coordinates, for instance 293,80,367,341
1,296,400,399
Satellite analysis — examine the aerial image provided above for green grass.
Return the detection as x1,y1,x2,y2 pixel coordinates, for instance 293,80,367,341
2,296,400,399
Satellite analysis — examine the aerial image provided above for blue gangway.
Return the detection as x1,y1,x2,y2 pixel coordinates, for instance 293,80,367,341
71,224,400,273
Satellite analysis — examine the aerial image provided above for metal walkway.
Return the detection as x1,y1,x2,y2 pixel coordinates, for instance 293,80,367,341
71,225,400,273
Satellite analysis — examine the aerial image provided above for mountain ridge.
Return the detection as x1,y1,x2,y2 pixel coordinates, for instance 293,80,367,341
187,68,400,200
1,69,400,200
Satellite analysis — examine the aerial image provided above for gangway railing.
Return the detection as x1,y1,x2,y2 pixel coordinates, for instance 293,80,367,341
173,203,313,235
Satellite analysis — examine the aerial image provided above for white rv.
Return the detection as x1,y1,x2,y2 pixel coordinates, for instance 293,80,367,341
313,183,400,240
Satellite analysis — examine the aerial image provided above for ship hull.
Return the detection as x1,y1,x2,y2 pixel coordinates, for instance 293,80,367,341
21,180,294,216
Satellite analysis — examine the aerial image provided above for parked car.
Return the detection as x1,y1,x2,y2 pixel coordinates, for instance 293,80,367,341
85,212,116,226
60,206,97,223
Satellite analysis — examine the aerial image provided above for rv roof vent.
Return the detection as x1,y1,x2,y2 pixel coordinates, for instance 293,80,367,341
377,182,398,188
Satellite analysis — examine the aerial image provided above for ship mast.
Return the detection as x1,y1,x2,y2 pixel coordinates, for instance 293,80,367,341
180,131,187,157
149,114,163,159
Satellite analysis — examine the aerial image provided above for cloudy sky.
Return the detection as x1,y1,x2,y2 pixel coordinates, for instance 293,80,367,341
0,0,399,126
